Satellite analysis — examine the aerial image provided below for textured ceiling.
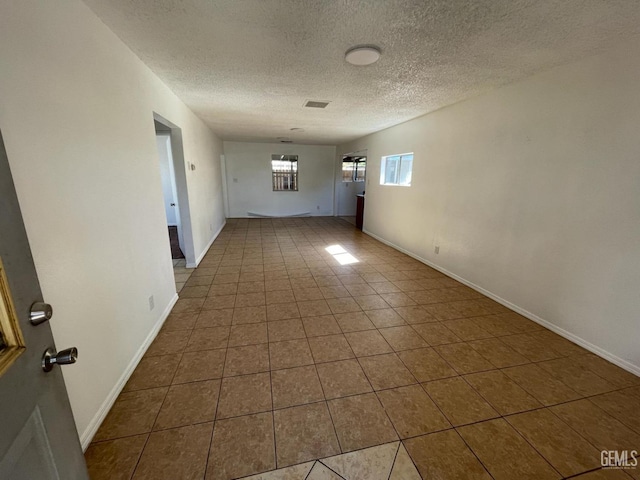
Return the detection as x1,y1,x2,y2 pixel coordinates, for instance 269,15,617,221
83,0,640,145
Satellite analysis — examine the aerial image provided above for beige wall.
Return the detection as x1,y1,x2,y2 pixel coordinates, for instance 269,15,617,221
0,0,225,446
339,39,640,375
223,141,336,217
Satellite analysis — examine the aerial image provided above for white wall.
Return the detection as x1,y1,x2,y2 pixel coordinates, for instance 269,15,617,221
338,39,640,374
0,0,225,445
223,141,336,217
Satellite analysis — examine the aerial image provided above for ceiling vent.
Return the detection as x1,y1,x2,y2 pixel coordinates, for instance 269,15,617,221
304,100,330,109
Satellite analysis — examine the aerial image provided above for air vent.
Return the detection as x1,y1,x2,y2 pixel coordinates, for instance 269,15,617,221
304,100,330,109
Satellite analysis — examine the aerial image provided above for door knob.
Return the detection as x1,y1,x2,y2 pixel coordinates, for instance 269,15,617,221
30,302,53,325
42,347,78,372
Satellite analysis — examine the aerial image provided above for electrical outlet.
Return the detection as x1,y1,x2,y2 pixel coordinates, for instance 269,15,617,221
148,295,155,310
434,245,440,254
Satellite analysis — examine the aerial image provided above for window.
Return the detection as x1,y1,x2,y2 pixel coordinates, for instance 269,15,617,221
342,156,366,182
271,154,298,191
380,153,413,186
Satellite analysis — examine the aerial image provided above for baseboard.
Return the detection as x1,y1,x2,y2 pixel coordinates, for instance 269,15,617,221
363,228,640,377
188,219,226,268
79,293,179,450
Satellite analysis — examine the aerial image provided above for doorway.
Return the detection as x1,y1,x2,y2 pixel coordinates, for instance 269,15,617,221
336,151,367,219
153,114,196,290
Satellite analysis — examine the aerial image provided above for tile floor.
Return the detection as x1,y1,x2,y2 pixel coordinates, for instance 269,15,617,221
85,217,640,480
173,258,194,292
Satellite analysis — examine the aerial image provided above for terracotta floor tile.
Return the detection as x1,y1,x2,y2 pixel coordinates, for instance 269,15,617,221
232,305,267,324
302,315,342,337
590,389,640,434
442,318,493,341
359,353,416,390
202,294,236,310
207,412,275,480
354,294,391,311
464,370,542,415
458,418,561,480
393,305,435,324
316,359,373,399
502,363,581,406
308,334,355,363
271,365,325,409
94,387,167,441
269,339,314,369
344,330,393,357
365,308,405,328
532,330,588,357
538,357,617,396
267,318,306,341
379,326,428,351
146,330,190,357
180,285,210,298
195,309,233,328
264,279,292,292
371,282,402,294
434,342,495,374
467,337,529,368
572,354,640,388
85,435,147,480
319,285,351,299
298,299,332,317
228,323,268,347
172,297,206,313
132,423,212,480
326,297,362,314
173,349,226,384
224,344,270,376
397,347,457,382
403,429,492,480
423,377,499,426
162,312,198,331
274,402,340,467
185,275,214,287
315,275,342,287
570,469,637,479
422,302,464,320
500,333,562,362
550,399,640,451
328,393,398,452
208,283,238,296
335,312,376,332
154,380,220,430
266,303,301,322
507,409,602,477
411,322,461,346
293,287,325,302
266,289,295,305
124,354,181,392
377,385,450,438
185,326,230,352
217,372,272,419
237,281,265,294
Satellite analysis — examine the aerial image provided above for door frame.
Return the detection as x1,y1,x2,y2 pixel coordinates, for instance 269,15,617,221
153,113,197,267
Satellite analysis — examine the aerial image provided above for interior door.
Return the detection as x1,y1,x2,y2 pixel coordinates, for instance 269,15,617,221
0,131,89,480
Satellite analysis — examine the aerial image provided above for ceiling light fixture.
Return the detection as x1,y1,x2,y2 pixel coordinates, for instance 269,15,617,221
345,45,381,66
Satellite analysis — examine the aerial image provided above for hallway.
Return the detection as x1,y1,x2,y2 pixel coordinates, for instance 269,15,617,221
84,217,640,480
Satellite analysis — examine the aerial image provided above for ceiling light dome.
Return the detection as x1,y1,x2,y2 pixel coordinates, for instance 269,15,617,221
345,46,381,66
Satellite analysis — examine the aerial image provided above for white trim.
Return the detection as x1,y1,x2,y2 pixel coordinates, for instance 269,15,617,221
363,228,640,377
187,219,226,268
79,293,179,450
